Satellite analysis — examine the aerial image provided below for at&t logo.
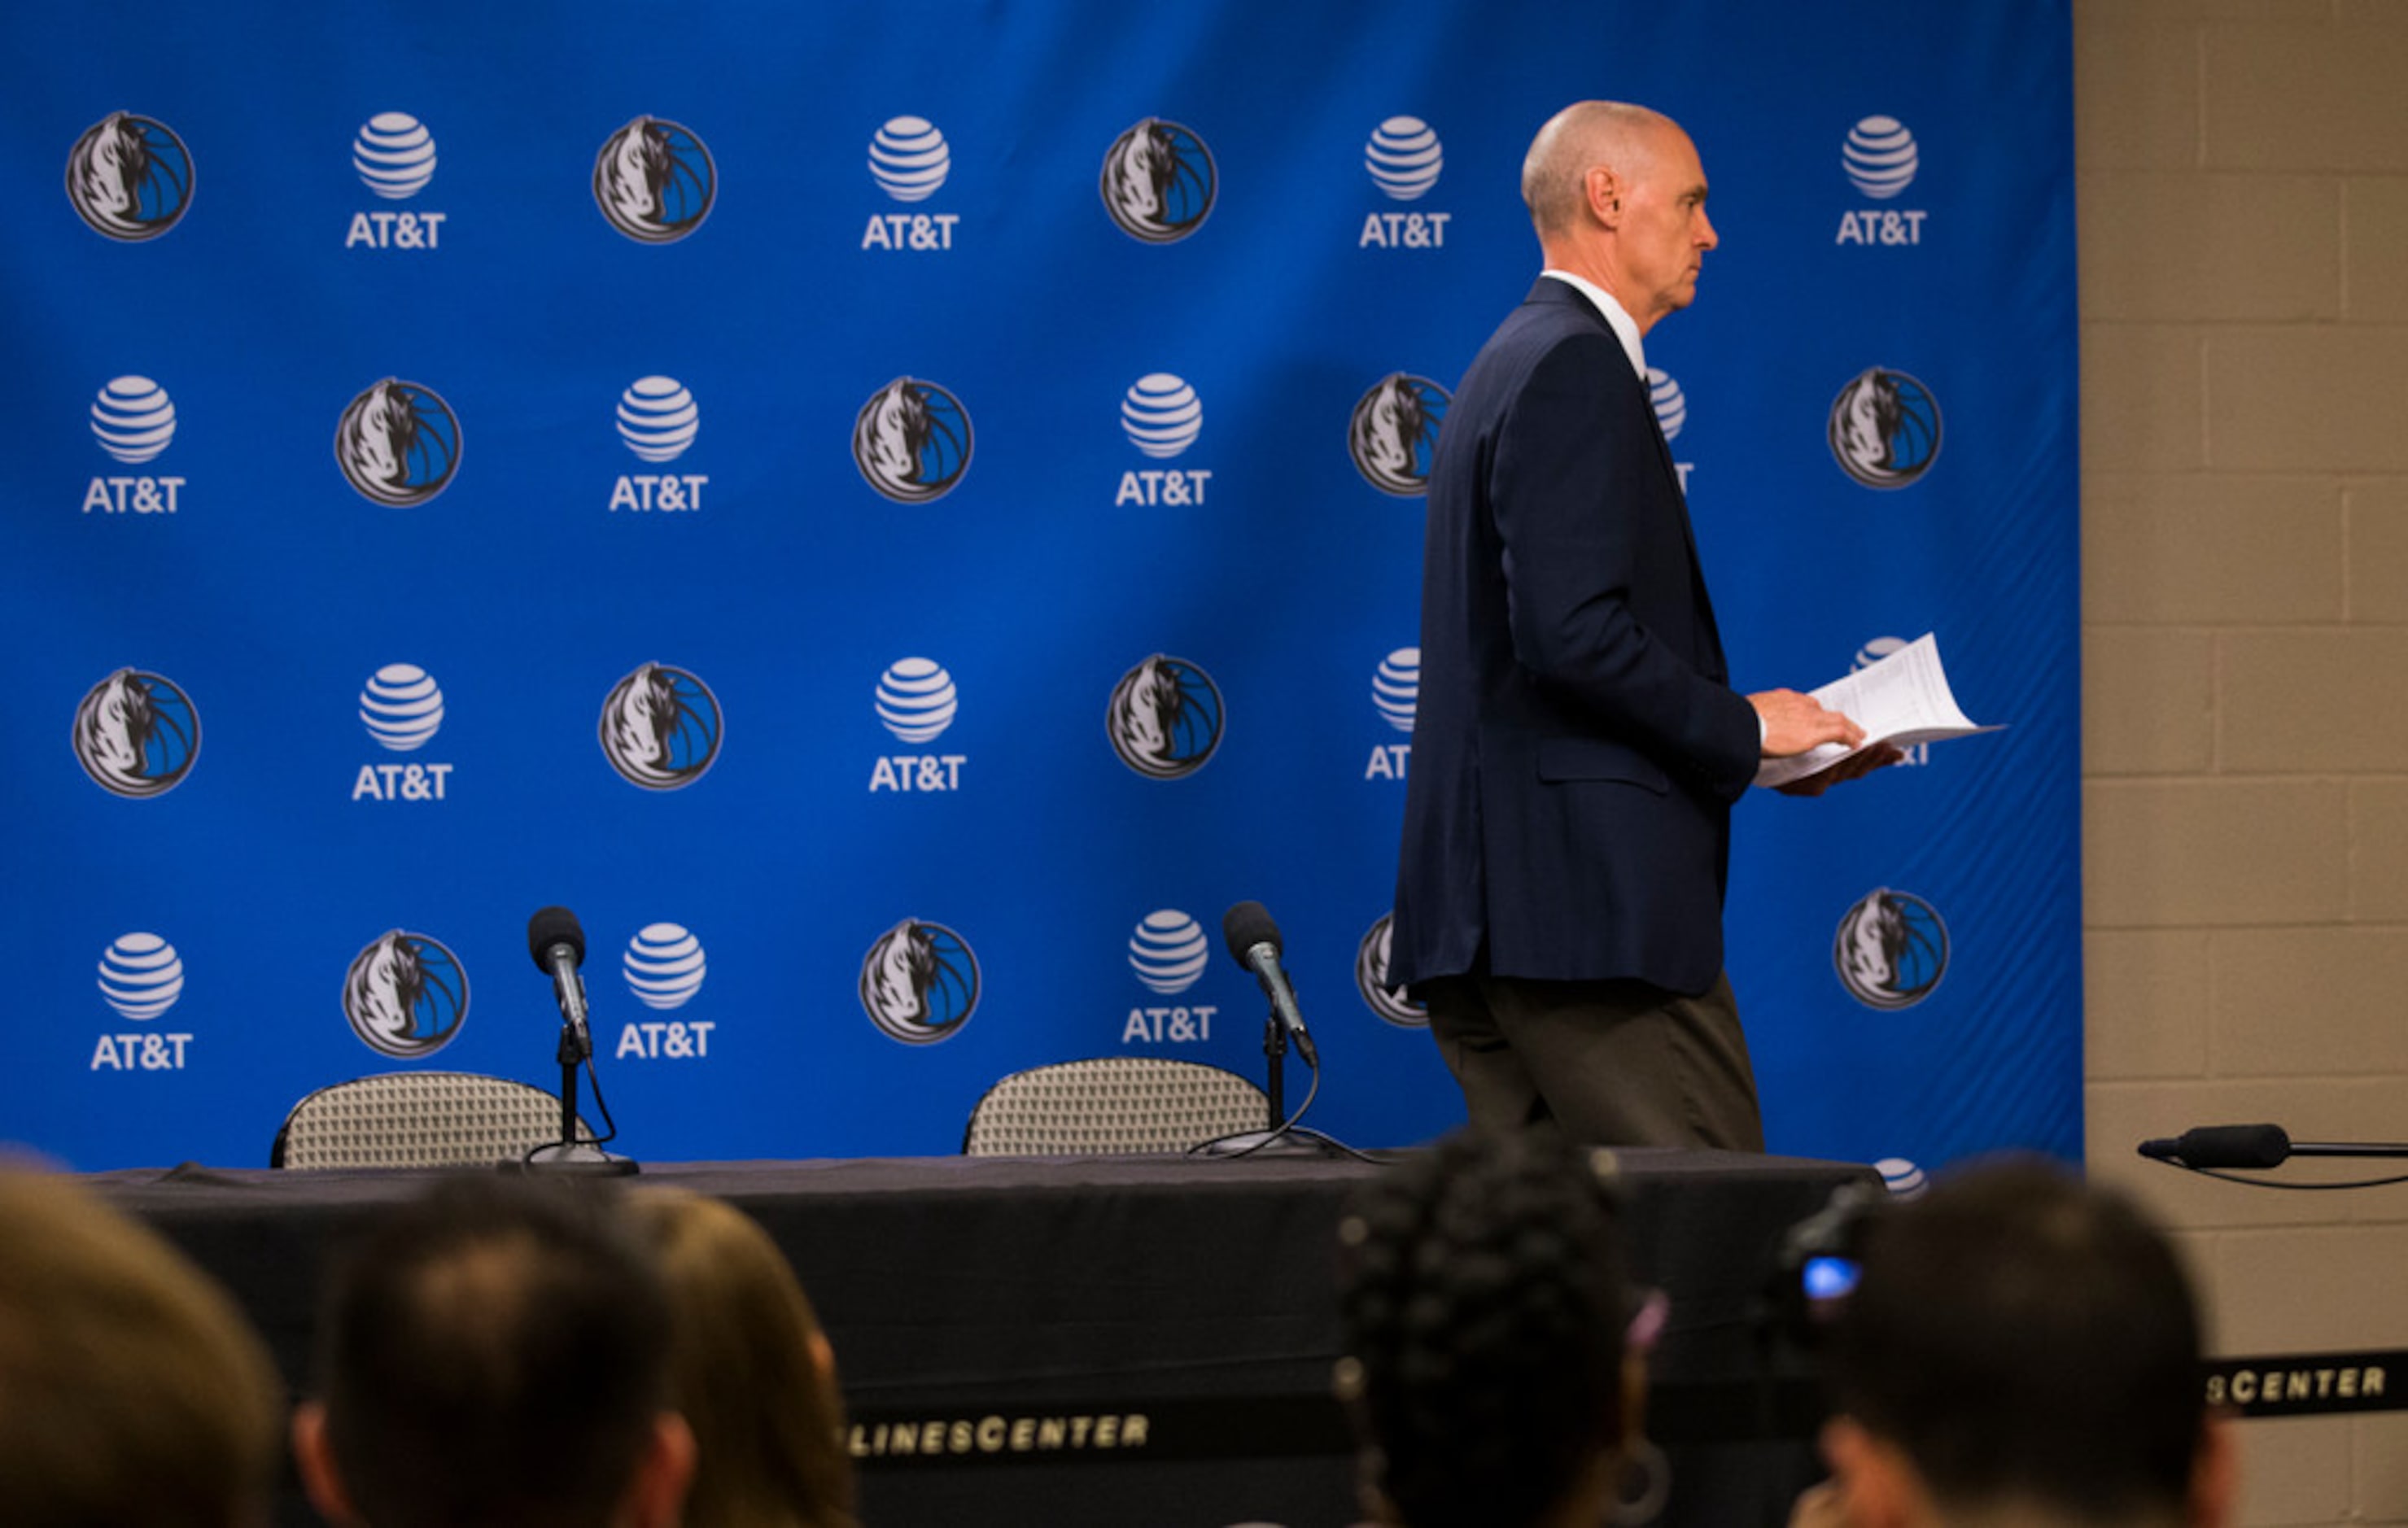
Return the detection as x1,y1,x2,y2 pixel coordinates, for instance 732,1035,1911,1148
1366,648,1417,781
1836,116,1928,247
869,657,965,793
610,377,709,513
1833,888,1949,1011
1123,910,1217,1046
1360,116,1449,250
617,923,714,1060
1349,374,1448,496
1100,118,1215,243
1650,368,1696,494
1116,373,1212,507
344,112,446,250
1107,655,1223,779
84,376,186,516
859,919,981,1044
599,661,723,790
92,932,194,1072
343,929,470,1059
67,111,194,242
99,932,185,1020
1877,1159,1929,1198
352,664,454,802
1829,367,1942,489
72,668,200,798
335,379,461,506
1128,910,1208,993
594,116,715,243
863,116,959,251
854,378,973,503
1356,913,1427,1028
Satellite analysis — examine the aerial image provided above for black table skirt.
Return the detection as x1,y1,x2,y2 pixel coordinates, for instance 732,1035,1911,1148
87,1149,1872,1528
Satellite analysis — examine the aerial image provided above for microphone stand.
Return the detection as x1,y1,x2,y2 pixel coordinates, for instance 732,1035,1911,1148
1192,1002,1338,1159
1265,1007,1287,1124
523,1016,638,1177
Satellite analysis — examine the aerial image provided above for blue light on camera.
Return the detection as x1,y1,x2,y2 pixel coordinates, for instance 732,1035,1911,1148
1803,1255,1861,1303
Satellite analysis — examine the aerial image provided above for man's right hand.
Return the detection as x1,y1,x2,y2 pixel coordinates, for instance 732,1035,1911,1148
1748,688,1866,757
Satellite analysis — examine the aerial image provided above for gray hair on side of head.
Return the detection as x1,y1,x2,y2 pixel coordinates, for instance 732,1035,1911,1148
1521,100,1677,235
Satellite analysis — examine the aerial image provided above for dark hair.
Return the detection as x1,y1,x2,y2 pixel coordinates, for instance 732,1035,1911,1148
0,1168,283,1528
1335,1129,1635,1528
1824,1158,2204,1519
313,1174,674,1528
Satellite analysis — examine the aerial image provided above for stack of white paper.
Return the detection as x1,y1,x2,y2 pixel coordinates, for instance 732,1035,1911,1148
1753,632,2002,789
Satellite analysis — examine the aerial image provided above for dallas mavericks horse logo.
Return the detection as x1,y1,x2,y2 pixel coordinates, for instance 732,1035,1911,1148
72,668,200,798
334,379,461,506
343,929,470,1059
66,111,194,241
1099,118,1216,243
1106,654,1224,779
852,378,972,502
1828,367,1942,489
598,662,723,790
592,116,715,243
1349,373,1449,496
1833,888,1950,1010
1355,913,1427,1028
858,919,981,1044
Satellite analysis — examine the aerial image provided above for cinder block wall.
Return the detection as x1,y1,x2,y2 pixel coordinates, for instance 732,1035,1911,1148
2078,2,2408,1521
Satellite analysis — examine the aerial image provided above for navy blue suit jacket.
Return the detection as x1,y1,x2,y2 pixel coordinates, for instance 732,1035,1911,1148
1391,278,1760,996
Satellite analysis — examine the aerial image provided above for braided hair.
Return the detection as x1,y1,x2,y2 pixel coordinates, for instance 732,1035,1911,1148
1335,1129,1637,1528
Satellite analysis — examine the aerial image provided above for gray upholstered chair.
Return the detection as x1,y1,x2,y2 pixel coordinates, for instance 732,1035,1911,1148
271,1071,593,1169
963,1056,1270,1156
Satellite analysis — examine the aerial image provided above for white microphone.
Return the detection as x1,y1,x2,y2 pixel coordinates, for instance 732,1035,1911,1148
527,906,590,1037
1221,901,1318,1067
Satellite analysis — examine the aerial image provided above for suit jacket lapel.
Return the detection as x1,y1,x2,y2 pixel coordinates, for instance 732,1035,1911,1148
1654,409,1728,680
1532,280,1688,502
1528,280,1730,682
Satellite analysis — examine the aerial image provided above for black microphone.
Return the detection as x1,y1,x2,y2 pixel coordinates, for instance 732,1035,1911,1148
527,906,590,1037
2136,1123,2292,1170
1221,901,1318,1067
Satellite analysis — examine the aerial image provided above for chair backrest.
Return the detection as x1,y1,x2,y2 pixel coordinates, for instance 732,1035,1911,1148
963,1056,1270,1156
272,1071,592,1169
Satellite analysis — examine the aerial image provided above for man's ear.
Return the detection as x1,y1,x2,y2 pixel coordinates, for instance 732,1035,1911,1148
1585,165,1624,225
621,1411,697,1528
2189,1412,2238,1528
291,1402,362,1528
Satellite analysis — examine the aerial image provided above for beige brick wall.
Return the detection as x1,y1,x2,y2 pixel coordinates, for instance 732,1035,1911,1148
2078,2,2408,1522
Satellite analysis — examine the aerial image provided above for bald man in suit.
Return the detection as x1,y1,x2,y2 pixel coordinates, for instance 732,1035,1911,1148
1392,102,1891,1150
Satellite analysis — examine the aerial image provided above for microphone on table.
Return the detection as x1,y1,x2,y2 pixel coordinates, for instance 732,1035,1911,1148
1221,901,1318,1068
527,905,590,1040
2136,1124,2292,1170
520,905,636,1177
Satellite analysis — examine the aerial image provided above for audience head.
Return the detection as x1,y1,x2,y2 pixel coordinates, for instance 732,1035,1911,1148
0,1165,284,1528
1335,1128,1647,1528
1817,1157,2231,1528
293,1173,693,1528
627,1188,858,1528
